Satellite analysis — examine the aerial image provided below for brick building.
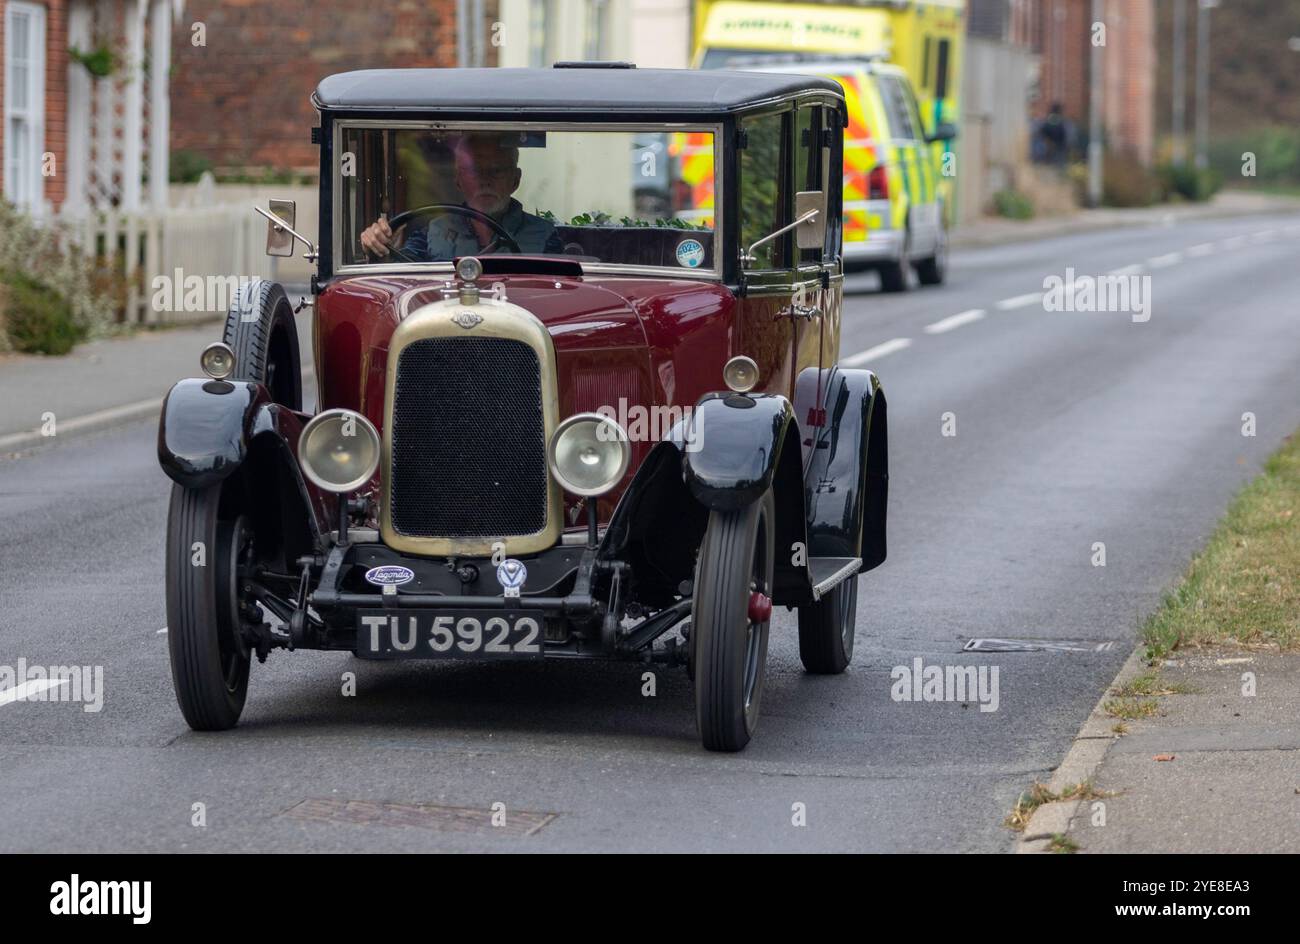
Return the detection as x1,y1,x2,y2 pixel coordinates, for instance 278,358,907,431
969,0,1155,164
169,0,494,175
1,0,174,216
1,0,69,213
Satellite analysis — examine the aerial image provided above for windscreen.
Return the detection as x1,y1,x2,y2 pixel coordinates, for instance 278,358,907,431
337,126,717,271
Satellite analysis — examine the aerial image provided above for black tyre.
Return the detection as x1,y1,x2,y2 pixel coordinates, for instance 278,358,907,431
166,483,252,730
692,490,776,752
878,230,911,293
223,279,302,409
797,576,858,674
915,225,948,286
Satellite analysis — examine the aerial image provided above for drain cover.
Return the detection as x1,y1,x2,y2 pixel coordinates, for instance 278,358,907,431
282,798,557,837
962,638,1117,653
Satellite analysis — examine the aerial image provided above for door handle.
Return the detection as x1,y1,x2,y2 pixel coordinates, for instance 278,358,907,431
781,303,819,321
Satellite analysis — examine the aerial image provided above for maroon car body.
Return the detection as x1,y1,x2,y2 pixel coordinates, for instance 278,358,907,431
157,66,888,752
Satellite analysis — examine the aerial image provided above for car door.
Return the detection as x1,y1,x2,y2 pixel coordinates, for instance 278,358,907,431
735,108,797,399
792,101,842,460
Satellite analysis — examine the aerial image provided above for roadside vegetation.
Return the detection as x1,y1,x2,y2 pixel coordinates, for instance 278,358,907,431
1143,432,1300,662
0,202,120,356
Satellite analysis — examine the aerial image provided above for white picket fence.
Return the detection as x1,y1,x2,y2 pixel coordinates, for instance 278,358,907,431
69,204,277,324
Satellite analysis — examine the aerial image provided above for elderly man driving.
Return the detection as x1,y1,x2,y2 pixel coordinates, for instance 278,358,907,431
360,133,561,261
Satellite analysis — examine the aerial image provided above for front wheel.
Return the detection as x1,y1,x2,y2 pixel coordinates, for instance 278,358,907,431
692,491,776,752
166,483,252,730
797,576,858,674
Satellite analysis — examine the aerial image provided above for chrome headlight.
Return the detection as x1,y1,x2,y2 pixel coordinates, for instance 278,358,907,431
298,409,381,494
200,342,236,380
548,413,630,497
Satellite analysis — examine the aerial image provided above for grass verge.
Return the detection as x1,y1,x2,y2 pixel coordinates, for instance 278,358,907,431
1143,432,1300,661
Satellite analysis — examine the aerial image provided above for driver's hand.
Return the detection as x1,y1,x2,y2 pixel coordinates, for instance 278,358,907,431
360,214,406,257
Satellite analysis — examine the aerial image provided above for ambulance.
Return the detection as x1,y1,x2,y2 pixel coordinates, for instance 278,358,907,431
692,1,962,289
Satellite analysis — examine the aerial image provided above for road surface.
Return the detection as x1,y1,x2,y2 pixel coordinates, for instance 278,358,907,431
2,212,1297,851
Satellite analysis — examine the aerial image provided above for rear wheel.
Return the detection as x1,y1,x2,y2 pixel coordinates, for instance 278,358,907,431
915,225,948,286
224,279,302,409
166,483,252,730
797,576,858,674
692,491,775,752
878,230,911,293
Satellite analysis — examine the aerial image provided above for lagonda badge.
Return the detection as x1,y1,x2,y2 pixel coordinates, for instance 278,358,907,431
451,310,483,330
496,559,528,598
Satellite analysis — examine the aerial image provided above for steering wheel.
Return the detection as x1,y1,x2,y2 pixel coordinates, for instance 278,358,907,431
380,204,522,262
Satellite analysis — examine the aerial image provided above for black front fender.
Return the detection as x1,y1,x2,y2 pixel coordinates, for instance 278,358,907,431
157,378,273,488
680,392,795,512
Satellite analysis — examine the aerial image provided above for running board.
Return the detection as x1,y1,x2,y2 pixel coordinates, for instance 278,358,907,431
808,556,862,601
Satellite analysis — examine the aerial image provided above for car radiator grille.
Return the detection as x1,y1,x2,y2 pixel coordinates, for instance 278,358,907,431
389,336,548,538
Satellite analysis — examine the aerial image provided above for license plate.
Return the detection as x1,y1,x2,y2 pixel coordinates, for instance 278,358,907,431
356,610,544,660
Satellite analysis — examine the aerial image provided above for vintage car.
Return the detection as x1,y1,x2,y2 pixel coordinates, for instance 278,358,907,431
157,64,889,752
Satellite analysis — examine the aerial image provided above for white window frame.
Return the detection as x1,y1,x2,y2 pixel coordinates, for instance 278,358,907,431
4,1,47,214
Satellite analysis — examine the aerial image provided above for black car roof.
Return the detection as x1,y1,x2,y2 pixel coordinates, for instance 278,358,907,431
313,67,844,115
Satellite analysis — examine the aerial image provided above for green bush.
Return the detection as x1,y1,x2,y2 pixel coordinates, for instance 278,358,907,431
1102,151,1162,207
1209,126,1300,187
0,201,110,352
170,149,214,184
1157,162,1223,202
0,270,87,355
993,188,1034,220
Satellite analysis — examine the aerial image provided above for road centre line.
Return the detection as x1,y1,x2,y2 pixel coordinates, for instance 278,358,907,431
1107,263,1146,276
1186,243,1215,257
1147,252,1183,268
0,679,69,707
995,292,1043,311
842,337,912,366
924,309,986,335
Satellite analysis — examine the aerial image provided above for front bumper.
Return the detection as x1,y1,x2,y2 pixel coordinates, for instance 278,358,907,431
253,535,688,664
844,227,905,265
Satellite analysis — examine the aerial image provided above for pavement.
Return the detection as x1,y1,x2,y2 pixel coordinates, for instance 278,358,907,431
1059,648,1300,854
0,284,315,451
1,205,1298,852
949,188,1300,248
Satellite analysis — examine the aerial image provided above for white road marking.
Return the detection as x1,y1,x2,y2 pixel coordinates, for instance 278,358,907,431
157,627,168,635
1147,252,1183,268
995,292,1043,311
1250,230,1278,243
1107,263,1145,277
842,337,912,366
1221,235,1248,250
1186,243,1215,257
0,679,69,707
924,309,985,335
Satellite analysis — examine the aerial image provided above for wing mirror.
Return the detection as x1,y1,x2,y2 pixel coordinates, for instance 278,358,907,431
741,190,827,269
254,199,317,262
926,122,958,144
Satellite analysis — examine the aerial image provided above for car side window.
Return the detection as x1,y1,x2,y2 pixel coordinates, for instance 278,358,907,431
738,111,789,270
877,75,918,143
796,104,828,265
